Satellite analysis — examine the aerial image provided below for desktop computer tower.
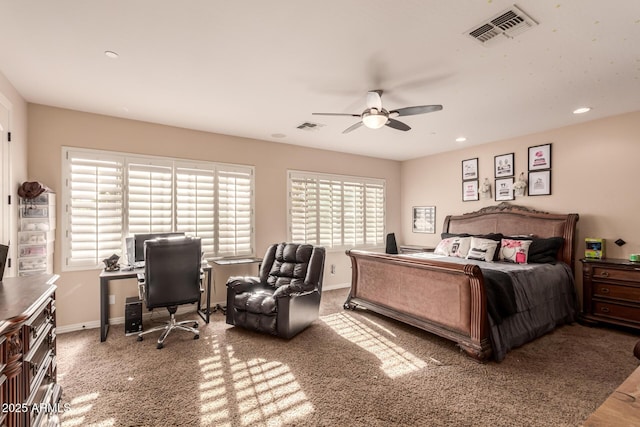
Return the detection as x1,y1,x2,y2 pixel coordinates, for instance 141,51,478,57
125,296,143,335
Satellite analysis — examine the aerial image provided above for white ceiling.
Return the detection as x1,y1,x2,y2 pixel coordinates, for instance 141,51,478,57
1,1,639,161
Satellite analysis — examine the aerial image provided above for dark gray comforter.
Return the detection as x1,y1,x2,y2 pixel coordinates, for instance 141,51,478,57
405,253,578,361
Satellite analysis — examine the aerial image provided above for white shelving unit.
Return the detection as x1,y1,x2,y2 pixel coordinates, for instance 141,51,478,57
18,192,55,276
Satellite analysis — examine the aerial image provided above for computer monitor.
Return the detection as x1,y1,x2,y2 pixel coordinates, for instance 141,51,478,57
133,232,184,262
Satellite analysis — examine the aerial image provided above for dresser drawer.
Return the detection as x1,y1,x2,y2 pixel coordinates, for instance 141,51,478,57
24,297,54,349
592,266,640,283
594,283,640,302
592,301,640,325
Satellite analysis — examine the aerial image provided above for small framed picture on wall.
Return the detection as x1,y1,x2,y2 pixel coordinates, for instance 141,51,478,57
462,180,479,202
412,206,436,233
494,153,514,177
528,143,552,170
462,158,478,180
495,177,514,201
528,170,552,196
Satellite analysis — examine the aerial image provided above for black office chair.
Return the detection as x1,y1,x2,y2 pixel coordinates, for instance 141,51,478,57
136,236,203,349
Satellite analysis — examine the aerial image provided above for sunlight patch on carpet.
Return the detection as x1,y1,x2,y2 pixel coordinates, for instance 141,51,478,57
198,339,231,426
197,337,314,426
228,346,314,426
322,312,427,378
60,392,113,427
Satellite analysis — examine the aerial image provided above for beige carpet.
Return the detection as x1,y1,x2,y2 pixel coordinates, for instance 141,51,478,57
56,288,638,427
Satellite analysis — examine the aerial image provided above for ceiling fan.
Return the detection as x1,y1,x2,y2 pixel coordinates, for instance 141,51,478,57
312,90,443,134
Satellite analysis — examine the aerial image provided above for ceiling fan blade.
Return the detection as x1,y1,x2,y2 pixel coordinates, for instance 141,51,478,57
342,121,364,134
390,105,443,117
312,112,361,117
386,118,411,131
366,90,383,110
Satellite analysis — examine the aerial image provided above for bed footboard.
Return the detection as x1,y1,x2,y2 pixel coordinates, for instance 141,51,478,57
345,249,492,361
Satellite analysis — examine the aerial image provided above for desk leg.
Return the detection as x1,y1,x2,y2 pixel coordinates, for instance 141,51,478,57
197,269,212,324
100,276,110,342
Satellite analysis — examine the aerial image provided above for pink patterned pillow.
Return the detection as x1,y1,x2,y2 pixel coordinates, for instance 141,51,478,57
499,238,532,264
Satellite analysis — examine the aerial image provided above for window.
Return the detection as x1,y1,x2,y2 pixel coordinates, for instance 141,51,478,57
288,170,385,249
61,147,254,270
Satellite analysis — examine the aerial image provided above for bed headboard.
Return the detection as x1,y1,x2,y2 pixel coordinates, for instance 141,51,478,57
443,202,579,269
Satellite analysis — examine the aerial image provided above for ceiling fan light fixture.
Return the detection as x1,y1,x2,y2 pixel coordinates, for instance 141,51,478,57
362,109,388,129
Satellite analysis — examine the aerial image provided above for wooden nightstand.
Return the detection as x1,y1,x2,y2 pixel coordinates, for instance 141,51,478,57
580,258,640,331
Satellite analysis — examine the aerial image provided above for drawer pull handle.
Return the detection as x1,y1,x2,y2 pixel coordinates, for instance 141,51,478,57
600,288,610,294
600,307,611,313
599,271,610,278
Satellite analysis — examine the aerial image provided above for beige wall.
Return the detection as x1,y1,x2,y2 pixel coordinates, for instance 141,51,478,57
401,111,640,303
0,71,28,277
27,104,402,328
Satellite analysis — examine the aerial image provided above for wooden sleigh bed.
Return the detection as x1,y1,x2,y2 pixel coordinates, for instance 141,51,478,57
344,203,579,362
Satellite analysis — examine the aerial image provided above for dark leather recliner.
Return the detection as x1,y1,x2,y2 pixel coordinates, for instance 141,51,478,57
225,242,325,339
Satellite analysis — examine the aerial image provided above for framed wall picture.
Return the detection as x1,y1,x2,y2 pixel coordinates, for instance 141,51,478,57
462,158,478,180
462,180,479,201
495,177,514,201
528,143,552,170
494,153,514,177
412,206,436,233
528,170,552,196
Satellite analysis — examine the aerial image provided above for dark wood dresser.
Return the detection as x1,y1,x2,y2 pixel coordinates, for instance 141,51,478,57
0,274,61,427
581,258,640,330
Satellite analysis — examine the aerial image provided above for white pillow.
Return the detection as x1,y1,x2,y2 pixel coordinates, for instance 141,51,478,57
466,237,499,262
434,236,471,258
499,238,532,264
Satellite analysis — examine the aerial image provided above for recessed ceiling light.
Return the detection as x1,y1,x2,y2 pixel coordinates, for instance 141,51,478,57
455,137,467,142
573,107,591,114
104,50,119,59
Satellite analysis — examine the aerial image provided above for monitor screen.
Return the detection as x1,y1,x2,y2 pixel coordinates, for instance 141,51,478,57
133,232,184,262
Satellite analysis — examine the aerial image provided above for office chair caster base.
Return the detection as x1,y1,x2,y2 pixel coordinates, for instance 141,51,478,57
194,334,199,340
137,336,143,341
157,342,164,349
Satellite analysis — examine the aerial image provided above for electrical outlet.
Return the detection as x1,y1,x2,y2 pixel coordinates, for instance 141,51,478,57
109,294,115,305
330,264,336,275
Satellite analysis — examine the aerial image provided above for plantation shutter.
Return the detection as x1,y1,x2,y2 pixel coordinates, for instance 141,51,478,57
175,164,215,257
65,151,124,268
288,171,385,248
289,175,319,245
217,166,253,257
127,161,173,235
62,147,254,270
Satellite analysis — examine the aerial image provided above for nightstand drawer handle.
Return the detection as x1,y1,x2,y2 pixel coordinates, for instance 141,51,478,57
600,288,610,294
599,272,610,278
600,307,610,313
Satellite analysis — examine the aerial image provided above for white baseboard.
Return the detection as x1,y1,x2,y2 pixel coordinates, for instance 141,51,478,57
56,305,199,334
323,282,350,291
57,288,348,334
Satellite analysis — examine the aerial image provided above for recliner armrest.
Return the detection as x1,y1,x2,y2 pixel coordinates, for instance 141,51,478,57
273,284,317,299
226,276,263,293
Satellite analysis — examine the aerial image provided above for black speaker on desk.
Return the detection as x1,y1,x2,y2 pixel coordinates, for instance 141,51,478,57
125,296,143,335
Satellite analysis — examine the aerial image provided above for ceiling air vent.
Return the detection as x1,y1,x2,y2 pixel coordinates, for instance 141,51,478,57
466,5,538,46
296,122,324,131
